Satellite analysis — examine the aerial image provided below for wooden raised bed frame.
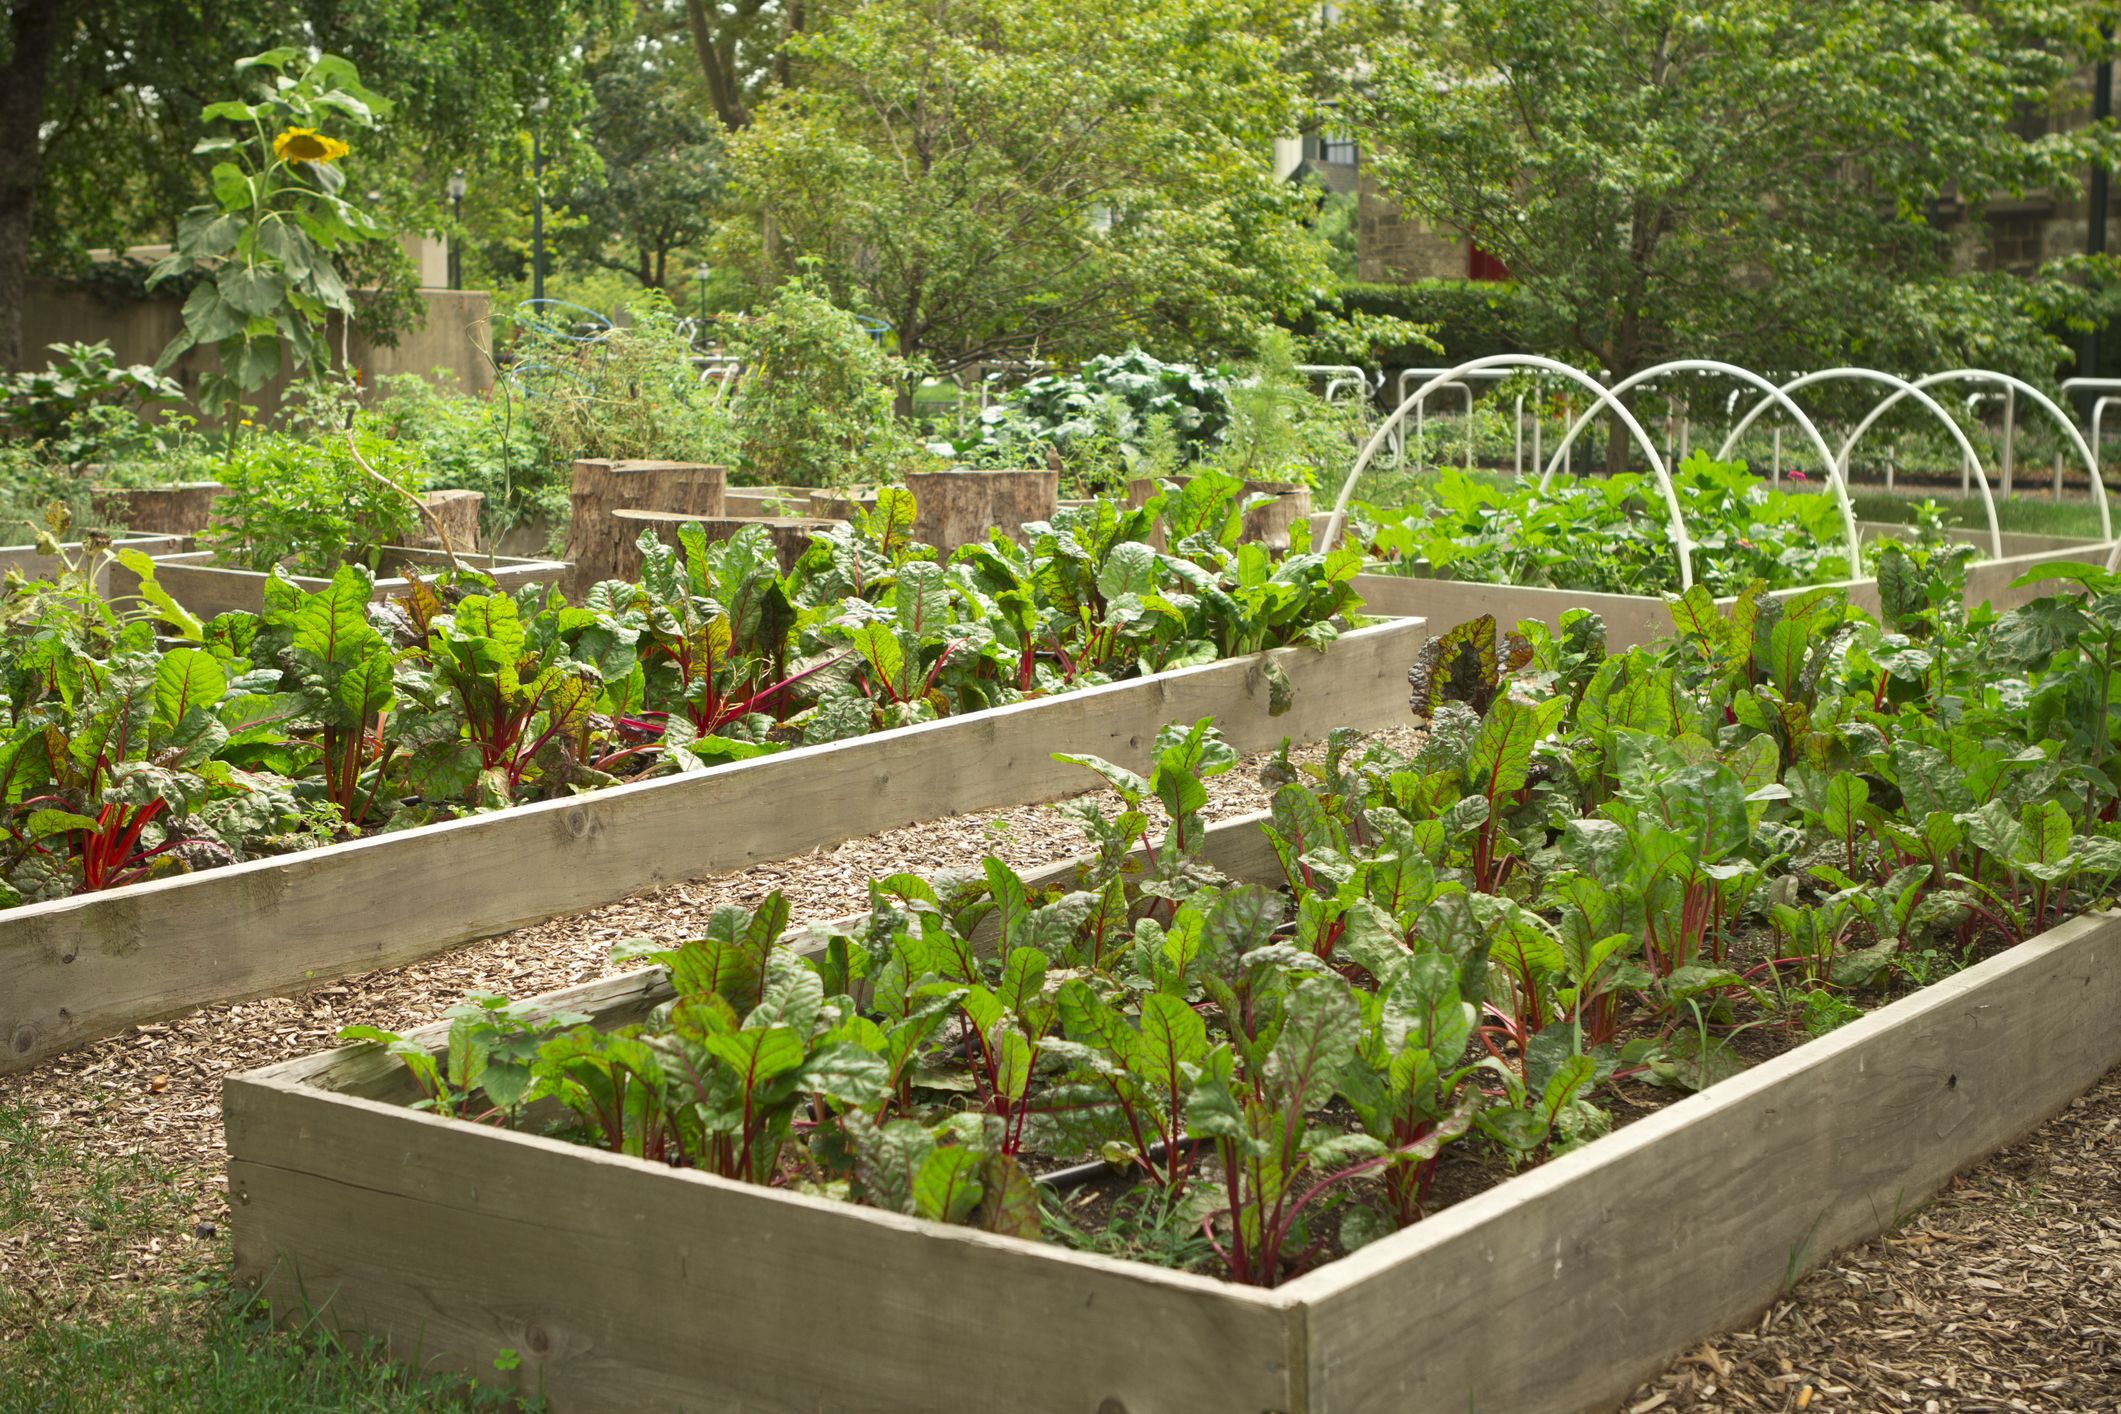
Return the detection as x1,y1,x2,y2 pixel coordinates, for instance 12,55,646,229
104,545,571,618
225,808,2121,1413
1354,528,2119,649
0,616,1426,1072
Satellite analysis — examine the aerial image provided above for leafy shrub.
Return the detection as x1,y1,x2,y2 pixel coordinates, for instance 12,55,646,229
200,427,429,574
722,275,915,487
1,342,183,455
512,290,727,466
366,375,562,548
976,349,1236,469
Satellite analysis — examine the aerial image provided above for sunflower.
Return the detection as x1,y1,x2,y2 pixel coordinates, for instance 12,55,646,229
273,127,351,164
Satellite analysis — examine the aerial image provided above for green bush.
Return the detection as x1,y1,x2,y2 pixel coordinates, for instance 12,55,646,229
366,375,562,547
1301,280,1532,366
722,276,915,487
512,290,727,466
200,428,429,575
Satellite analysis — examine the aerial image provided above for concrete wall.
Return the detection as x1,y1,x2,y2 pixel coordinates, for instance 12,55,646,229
14,279,493,415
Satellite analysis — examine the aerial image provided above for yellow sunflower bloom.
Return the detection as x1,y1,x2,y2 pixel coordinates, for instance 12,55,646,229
273,127,351,164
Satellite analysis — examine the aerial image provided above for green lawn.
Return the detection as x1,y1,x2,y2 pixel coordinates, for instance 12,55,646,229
1848,489,2114,540
0,1099,531,1413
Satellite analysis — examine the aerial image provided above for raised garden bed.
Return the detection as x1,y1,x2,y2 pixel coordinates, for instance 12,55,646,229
223,807,2121,1412
225,553,2121,1409
0,616,1425,1071
1354,527,2116,648
103,544,570,618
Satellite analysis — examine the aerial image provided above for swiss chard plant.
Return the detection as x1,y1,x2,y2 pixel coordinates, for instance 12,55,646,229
344,543,2121,1290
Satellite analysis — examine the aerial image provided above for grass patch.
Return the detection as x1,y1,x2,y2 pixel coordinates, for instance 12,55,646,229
1849,490,2113,540
0,1098,535,1412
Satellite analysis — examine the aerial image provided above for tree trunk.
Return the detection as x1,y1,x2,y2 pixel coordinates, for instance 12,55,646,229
0,0,65,372
684,0,752,132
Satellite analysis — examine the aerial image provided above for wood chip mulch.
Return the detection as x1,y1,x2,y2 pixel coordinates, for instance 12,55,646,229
1623,1067,2121,1414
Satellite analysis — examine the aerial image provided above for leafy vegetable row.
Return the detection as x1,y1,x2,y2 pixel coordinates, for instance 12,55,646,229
1344,453,1874,596
343,538,2121,1288
0,474,1363,908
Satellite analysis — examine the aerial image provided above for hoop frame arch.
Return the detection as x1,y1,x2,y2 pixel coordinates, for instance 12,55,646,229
1835,370,2112,544
1319,354,1697,588
1715,368,2003,560
1533,359,1862,576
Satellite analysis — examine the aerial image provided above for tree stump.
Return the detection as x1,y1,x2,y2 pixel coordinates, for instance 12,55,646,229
905,469,1059,553
724,486,814,518
407,490,484,555
89,481,227,535
612,510,834,574
564,459,727,593
1126,476,1314,551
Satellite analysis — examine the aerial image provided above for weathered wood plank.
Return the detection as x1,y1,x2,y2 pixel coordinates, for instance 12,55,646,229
1291,910,2121,1414
103,548,570,618
226,1078,1298,1414
1,619,1423,1071
0,535,191,596
1354,538,2115,650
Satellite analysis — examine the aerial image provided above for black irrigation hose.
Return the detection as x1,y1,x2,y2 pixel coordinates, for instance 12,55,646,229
1038,1138,1205,1193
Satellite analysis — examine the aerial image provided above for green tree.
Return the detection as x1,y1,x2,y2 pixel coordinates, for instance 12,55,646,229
561,25,726,290
0,0,620,370
1354,0,2121,468
717,0,1333,372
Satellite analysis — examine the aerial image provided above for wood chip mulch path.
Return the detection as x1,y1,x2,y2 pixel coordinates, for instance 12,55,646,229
1622,1067,2121,1414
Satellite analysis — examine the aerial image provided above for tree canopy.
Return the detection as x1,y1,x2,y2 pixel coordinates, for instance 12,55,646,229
1353,0,2121,421
715,0,1335,371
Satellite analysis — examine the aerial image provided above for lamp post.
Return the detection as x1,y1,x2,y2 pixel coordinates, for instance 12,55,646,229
696,262,710,326
446,169,466,291
529,97,550,306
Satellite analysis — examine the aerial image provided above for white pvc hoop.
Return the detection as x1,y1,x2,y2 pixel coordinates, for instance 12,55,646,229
1836,371,2111,544
1535,359,1863,577
1718,369,2003,560
1320,354,1697,589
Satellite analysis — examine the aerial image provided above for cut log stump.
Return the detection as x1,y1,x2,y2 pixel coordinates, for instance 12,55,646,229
564,460,727,591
